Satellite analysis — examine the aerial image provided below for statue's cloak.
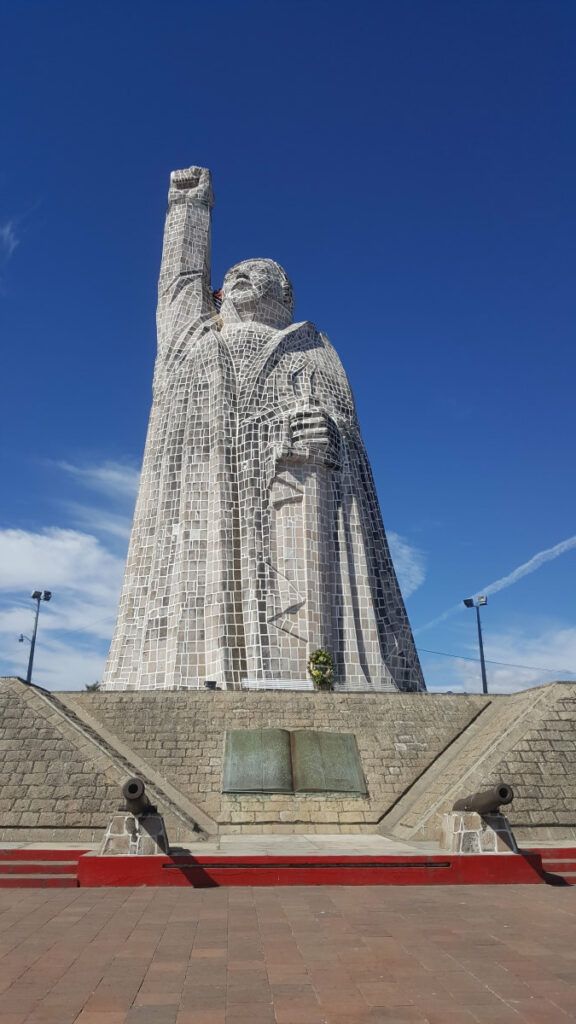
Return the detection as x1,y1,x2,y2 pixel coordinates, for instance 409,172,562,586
234,320,423,691
103,317,423,691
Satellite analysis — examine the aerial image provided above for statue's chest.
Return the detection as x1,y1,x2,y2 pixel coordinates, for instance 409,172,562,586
220,325,274,385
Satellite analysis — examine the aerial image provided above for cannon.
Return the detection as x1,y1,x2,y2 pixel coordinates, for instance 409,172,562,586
121,777,156,817
99,777,169,856
453,784,514,815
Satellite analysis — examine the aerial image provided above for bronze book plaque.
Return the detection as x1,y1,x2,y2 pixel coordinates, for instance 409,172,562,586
290,731,366,794
223,729,293,793
223,729,366,794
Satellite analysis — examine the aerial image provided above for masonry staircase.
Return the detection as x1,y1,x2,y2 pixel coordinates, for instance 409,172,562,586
378,685,559,842
21,682,216,842
532,847,576,886
0,849,86,888
50,688,218,839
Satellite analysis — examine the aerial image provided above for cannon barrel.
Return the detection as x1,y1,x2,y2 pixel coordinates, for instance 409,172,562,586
122,777,151,817
453,784,514,815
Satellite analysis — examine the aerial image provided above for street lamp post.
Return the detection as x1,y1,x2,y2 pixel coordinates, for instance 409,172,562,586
463,595,488,694
25,590,52,685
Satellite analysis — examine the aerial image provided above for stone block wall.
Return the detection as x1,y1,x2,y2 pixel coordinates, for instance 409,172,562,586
60,688,487,834
0,678,206,844
482,686,576,841
0,677,120,842
384,683,576,843
1,677,576,843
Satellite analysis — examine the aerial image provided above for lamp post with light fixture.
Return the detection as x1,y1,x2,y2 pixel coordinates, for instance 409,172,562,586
25,591,52,685
463,595,488,694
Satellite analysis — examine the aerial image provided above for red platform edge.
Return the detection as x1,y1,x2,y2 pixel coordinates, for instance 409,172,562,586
76,851,546,887
1,848,572,888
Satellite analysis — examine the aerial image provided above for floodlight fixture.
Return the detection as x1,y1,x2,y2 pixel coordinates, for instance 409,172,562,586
463,594,489,694
25,589,53,685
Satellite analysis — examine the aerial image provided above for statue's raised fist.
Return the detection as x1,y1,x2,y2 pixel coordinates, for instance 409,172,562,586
169,166,214,207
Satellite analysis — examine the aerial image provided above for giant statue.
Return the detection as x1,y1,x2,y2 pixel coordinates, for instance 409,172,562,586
102,167,425,692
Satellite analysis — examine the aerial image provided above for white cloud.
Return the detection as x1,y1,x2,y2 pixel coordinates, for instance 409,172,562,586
0,220,18,261
388,531,426,598
4,633,109,693
55,460,138,546
0,526,126,689
416,534,576,634
0,459,143,688
0,528,123,602
481,536,576,599
65,502,133,540
423,622,576,694
58,460,140,499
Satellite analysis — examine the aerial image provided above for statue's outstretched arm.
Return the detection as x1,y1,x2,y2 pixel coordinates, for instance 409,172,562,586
156,166,215,358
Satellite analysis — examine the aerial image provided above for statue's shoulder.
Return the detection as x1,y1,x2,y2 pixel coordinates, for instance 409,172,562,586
276,320,325,350
274,323,348,383
284,322,345,362
273,326,348,405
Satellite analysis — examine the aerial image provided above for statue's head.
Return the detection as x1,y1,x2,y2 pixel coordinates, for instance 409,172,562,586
220,259,294,329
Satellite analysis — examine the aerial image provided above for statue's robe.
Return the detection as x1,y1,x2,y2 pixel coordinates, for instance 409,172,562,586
102,187,424,692
102,318,242,689
230,319,424,691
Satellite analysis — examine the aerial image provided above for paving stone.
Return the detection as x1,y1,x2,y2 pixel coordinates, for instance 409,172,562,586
0,887,572,1024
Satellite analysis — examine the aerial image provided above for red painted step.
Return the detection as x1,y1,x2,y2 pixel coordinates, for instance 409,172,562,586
0,849,87,861
0,875,78,888
0,862,82,874
529,847,576,857
0,849,87,888
528,849,576,885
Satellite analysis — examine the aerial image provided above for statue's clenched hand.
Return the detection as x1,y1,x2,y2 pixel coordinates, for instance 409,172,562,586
169,166,214,207
288,409,341,468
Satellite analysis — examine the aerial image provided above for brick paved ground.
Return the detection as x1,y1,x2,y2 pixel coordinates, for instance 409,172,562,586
0,886,574,1024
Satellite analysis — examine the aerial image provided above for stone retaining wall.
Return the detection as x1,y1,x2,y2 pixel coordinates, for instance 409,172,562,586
60,688,487,834
1,677,575,842
379,683,576,843
0,678,205,844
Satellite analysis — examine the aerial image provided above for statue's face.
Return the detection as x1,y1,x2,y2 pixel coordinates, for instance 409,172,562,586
220,259,293,328
222,260,284,308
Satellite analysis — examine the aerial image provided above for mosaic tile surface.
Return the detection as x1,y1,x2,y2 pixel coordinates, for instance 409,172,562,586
102,167,425,692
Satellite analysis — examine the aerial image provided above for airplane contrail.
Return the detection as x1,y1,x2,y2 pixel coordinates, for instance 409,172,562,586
415,534,576,635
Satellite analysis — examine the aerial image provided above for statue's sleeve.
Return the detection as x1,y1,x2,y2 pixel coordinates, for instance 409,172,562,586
156,175,214,362
264,327,355,473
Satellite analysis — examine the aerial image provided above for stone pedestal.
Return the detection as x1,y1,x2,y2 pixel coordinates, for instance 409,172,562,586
442,811,518,854
99,812,169,856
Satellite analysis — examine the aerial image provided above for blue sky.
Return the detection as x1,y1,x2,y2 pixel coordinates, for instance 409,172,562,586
1,0,575,692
